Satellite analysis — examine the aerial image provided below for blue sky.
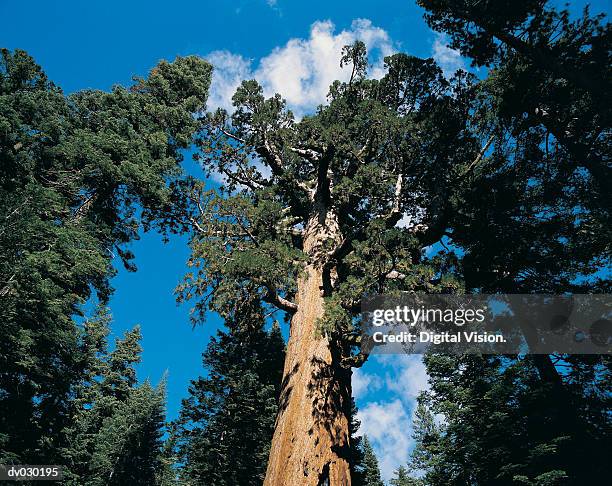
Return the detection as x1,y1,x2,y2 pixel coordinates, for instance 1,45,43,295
2,0,608,479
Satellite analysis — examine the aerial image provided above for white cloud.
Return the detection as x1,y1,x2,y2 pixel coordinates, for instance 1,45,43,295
352,367,382,400
352,355,430,479
384,355,430,404
357,399,413,482
432,33,465,77
206,19,396,116
206,50,252,113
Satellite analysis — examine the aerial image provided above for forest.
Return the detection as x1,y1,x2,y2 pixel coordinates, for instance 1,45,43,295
0,0,610,484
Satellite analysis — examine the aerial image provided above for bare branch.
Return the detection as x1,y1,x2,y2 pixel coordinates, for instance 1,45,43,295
355,137,372,161
72,191,97,223
218,165,270,191
391,173,403,215
263,285,298,313
0,273,16,298
289,146,322,161
220,127,245,144
385,269,407,280
461,134,495,178
257,135,285,176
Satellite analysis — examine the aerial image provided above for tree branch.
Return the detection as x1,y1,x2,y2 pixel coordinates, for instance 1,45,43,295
263,285,298,313
460,134,494,178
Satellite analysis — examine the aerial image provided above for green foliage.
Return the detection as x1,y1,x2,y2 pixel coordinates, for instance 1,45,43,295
358,436,384,486
175,44,481,366
62,310,168,485
173,303,285,485
400,7,611,482
390,465,423,486
87,381,167,486
417,0,611,293
0,48,211,464
409,354,611,485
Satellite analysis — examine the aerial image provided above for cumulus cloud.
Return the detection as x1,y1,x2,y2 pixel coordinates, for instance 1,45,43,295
205,50,252,113
206,19,396,116
352,367,382,400
384,355,430,404
352,355,430,479
357,399,414,481
432,33,466,77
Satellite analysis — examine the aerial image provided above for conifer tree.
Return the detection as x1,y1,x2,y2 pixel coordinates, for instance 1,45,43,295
408,5,611,483
174,303,285,485
62,310,169,485
88,381,166,486
416,0,610,297
0,48,211,464
390,465,422,486
408,354,610,485
349,399,366,486
169,43,483,484
360,436,384,486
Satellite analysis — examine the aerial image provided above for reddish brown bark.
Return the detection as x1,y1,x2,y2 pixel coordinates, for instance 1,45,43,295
264,210,352,486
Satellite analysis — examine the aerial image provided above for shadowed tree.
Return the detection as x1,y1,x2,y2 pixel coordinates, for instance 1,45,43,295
417,0,611,201
409,354,610,485
0,49,211,464
165,42,486,484
173,303,285,486
417,0,611,412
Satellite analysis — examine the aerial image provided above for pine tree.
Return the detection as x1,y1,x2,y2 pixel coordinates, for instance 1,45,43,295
408,354,610,485
174,303,285,485
62,311,169,485
390,465,422,486
360,436,384,486
0,48,211,464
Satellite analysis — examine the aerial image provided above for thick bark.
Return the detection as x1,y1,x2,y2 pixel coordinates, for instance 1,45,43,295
264,209,352,486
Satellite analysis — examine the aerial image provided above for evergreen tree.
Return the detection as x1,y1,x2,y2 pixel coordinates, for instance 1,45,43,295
406,4,611,484
416,0,610,292
408,354,610,485
174,303,285,485
360,436,384,486
390,465,422,486
0,48,211,464
349,399,366,486
169,43,482,484
62,310,169,485
88,381,166,486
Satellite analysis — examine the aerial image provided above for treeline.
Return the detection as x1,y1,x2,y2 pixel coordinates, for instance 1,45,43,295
1,0,610,484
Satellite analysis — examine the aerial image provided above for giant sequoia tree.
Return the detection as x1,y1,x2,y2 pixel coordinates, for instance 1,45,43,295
170,44,486,484
0,49,211,464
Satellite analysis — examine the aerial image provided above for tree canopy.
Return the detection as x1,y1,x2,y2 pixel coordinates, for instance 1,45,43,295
0,48,211,466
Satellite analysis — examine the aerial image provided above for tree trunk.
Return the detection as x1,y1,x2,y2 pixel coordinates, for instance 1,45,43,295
264,209,352,486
